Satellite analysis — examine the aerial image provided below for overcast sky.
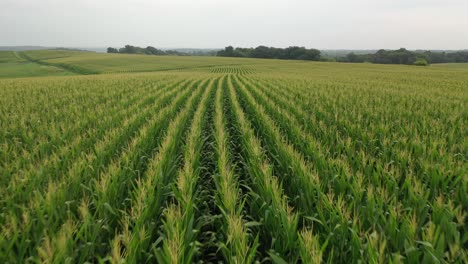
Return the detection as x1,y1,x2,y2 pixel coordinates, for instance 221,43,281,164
1,0,467,49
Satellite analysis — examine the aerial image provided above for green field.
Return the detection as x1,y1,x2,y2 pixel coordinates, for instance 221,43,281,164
19,50,264,74
0,51,73,78
0,50,466,263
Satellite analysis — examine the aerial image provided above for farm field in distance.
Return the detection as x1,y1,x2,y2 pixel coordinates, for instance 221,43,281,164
0,51,74,78
0,50,466,263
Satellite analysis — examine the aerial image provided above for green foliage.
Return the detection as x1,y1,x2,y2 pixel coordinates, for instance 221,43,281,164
0,54,466,263
107,44,211,56
106,47,118,53
414,58,429,66
337,48,468,64
217,45,321,61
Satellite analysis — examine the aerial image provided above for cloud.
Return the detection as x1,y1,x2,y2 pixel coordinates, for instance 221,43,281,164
1,0,467,49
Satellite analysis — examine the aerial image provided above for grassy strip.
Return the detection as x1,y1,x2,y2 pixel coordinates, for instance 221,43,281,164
18,51,99,75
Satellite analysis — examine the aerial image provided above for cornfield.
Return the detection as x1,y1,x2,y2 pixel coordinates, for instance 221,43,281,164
0,58,466,263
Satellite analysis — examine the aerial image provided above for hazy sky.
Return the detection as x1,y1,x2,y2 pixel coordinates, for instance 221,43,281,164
1,0,467,49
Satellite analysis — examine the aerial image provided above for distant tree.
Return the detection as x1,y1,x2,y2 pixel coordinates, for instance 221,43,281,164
232,47,251,57
217,46,237,57
145,46,164,55
251,46,272,58
108,44,221,57
333,49,468,65
107,47,119,53
217,45,321,61
225,46,234,55
120,45,139,54
448,51,468,62
284,46,303,59
346,52,358,62
302,48,321,61
165,50,190,56
424,51,446,63
414,58,429,66
373,49,390,64
370,48,418,65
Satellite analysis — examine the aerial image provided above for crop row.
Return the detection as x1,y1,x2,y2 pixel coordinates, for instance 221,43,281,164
0,71,465,263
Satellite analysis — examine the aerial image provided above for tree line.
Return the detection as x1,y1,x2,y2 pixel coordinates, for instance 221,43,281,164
107,45,216,56
217,46,321,61
108,45,468,65
337,48,468,65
